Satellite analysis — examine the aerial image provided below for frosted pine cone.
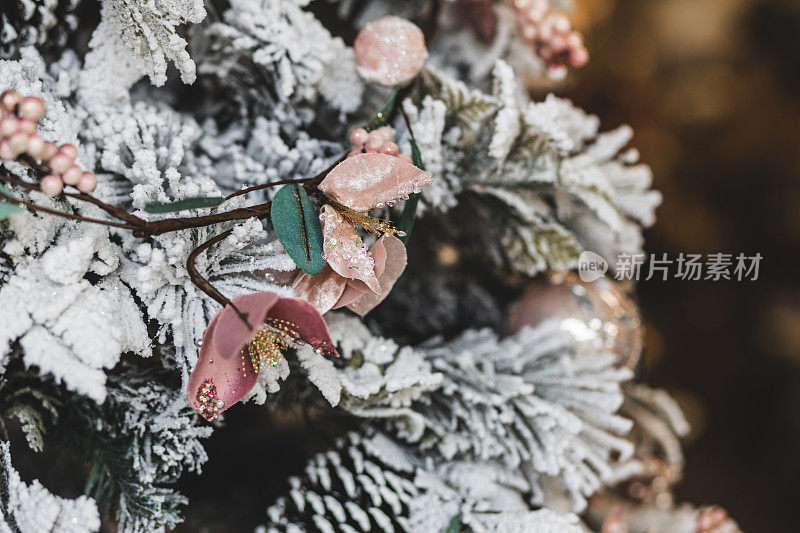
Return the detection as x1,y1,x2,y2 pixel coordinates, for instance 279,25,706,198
0,0,80,59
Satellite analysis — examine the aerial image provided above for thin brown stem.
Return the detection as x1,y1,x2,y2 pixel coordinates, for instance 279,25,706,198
186,228,255,329
0,188,139,230
187,228,235,307
224,177,312,201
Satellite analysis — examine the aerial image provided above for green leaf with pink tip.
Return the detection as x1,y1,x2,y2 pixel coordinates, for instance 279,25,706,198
270,184,326,275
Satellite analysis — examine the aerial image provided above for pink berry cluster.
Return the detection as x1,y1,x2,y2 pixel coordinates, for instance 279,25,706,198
1,89,96,196
512,0,589,80
347,126,414,164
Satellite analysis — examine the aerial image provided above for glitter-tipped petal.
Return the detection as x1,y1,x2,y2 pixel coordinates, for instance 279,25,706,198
318,153,433,212
348,234,407,316
354,16,428,86
186,292,339,419
186,310,258,421
320,205,381,294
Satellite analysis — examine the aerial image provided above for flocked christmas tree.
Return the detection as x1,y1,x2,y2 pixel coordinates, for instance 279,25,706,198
0,1,740,532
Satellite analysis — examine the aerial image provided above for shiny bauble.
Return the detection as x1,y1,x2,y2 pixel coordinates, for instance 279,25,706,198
505,272,643,369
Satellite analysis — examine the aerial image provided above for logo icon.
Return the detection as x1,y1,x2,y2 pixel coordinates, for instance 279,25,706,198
578,251,608,282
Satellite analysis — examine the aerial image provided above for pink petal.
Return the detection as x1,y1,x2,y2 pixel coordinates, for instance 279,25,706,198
320,204,381,294
269,297,339,358
187,292,338,420
333,235,389,308
319,153,433,212
354,16,428,86
292,265,348,314
186,308,260,421
348,234,407,316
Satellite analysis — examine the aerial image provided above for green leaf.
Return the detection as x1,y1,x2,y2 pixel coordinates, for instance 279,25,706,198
270,184,326,275
397,139,425,245
364,85,401,131
443,514,461,533
143,196,226,214
0,184,24,221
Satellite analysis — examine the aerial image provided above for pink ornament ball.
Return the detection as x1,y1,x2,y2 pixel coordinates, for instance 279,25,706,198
353,16,428,86
40,174,64,196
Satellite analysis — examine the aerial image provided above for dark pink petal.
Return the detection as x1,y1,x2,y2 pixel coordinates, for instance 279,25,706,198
292,265,349,315
354,16,428,86
318,153,433,212
186,292,338,420
269,297,339,358
348,234,407,316
186,308,259,421
320,204,381,294
334,235,389,308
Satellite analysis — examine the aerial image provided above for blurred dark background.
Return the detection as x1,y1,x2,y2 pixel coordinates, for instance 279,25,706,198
563,0,800,530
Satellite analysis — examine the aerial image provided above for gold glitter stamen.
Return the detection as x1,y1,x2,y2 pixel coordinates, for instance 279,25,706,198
327,200,402,236
240,318,306,375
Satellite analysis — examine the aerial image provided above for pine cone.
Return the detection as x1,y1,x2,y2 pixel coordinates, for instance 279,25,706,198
264,432,420,532
0,0,80,59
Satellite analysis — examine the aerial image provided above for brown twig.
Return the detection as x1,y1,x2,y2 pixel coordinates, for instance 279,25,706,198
187,228,236,307
0,188,140,231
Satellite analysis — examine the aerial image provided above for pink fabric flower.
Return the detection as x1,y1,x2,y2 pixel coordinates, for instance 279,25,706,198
292,152,431,315
187,292,338,421
293,233,407,316
353,16,428,86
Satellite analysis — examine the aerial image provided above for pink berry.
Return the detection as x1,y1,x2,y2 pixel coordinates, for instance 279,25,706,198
551,15,570,34
77,172,97,193
0,116,19,138
365,138,383,153
40,174,63,196
26,135,47,159
0,141,16,160
347,147,363,158
49,152,72,174
18,120,36,134
0,90,21,114
380,141,399,156
349,128,368,146
398,154,414,164
373,126,394,142
8,132,29,154
57,143,77,160
566,32,583,48
570,47,589,68
62,165,82,185
41,141,57,161
18,97,45,122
